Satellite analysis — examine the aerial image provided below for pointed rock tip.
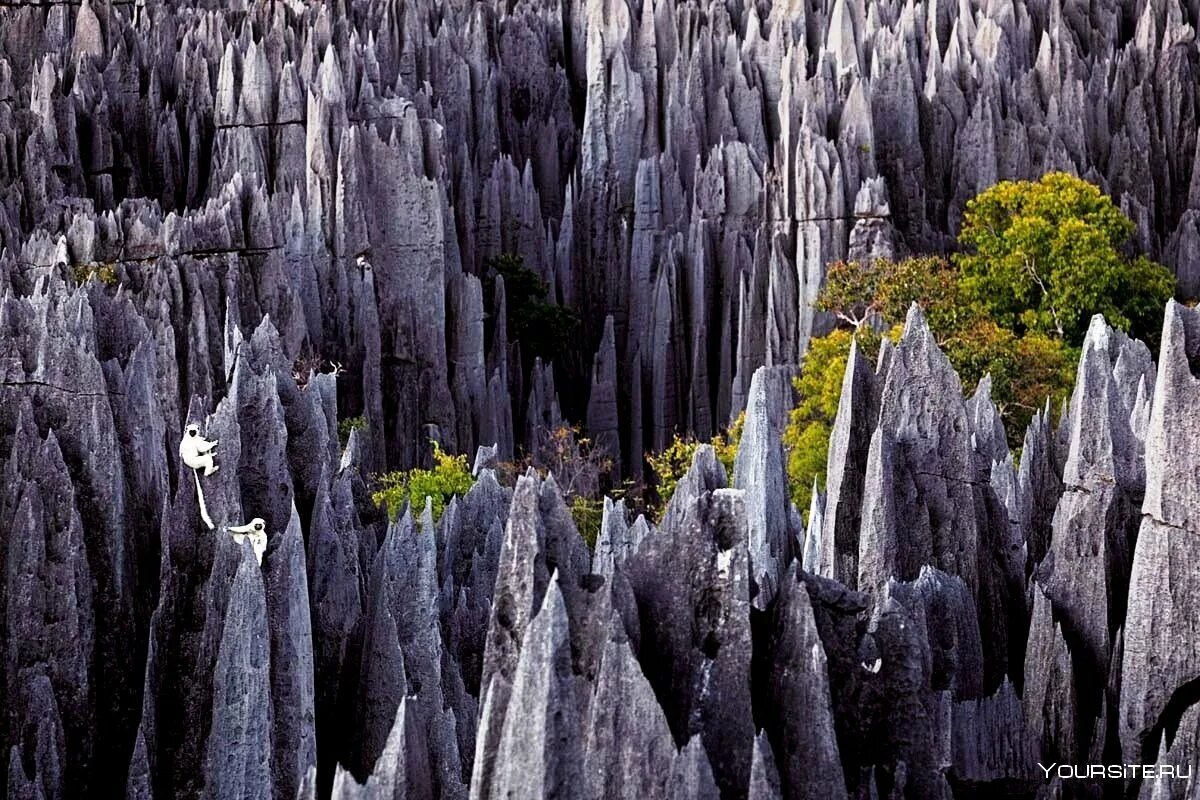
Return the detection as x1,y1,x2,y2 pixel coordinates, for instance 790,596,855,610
1085,312,1112,341
974,372,993,399
902,302,929,337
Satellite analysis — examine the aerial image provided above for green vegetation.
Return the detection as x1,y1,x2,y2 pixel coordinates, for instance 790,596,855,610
817,256,1078,434
72,262,118,286
533,425,615,546
368,425,616,542
490,425,617,545
372,442,474,522
784,173,1174,511
373,178,1174,545
338,415,367,446
569,496,605,548
484,253,580,363
956,172,1174,346
783,327,896,516
645,411,745,511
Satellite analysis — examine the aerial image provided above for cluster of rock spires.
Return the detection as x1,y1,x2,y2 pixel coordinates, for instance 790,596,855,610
4,278,1200,800
3,0,1200,479
3,0,1200,799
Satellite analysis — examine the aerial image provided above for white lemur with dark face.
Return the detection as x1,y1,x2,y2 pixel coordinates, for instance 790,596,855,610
180,423,219,529
179,424,219,475
228,518,267,565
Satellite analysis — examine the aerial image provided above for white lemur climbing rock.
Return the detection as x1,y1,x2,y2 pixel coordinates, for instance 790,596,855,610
228,518,267,565
180,424,219,530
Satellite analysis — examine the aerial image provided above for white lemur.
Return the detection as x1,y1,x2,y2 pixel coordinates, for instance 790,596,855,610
179,424,219,475
180,424,219,529
228,518,267,565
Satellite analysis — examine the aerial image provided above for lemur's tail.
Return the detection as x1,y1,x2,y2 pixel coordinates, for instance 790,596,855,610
193,468,215,530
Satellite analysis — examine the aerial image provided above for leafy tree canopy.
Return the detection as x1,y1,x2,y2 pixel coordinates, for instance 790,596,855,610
955,172,1174,345
484,253,580,363
814,254,1077,450
808,174,1172,452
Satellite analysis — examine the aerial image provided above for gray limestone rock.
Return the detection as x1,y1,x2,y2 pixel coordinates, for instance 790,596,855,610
747,733,783,800
626,476,755,799
3,421,94,795
2,2,1200,798
819,337,876,586
203,550,273,800
582,628,678,799
733,366,797,608
264,505,317,800
951,681,1036,783
329,699,433,800
1016,406,1063,571
7,674,67,800
903,566,985,701
586,315,621,477
471,471,589,799
858,588,951,800
1042,317,1151,700
867,305,979,595
483,576,582,800
591,497,646,578
802,482,826,574
1024,584,1079,766
1122,301,1200,763
761,566,848,800
667,738,721,800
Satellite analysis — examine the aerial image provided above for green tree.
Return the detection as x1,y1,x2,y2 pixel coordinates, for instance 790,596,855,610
782,175,1171,526
372,442,474,522
820,256,969,333
956,172,1174,345
941,320,1075,429
484,253,580,362
813,255,1078,446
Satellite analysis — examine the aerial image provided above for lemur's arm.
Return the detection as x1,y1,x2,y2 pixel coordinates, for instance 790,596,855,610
196,437,219,453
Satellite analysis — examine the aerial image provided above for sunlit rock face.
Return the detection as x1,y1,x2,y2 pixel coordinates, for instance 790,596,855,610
1,1,1199,799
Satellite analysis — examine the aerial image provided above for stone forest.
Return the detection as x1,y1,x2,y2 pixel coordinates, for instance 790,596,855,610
1,0,1199,799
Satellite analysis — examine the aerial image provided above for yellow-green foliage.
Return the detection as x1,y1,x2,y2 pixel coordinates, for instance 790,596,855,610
72,262,118,286
569,495,605,548
372,442,474,522
786,175,1165,515
783,328,896,517
645,411,745,510
338,415,367,446
956,172,1175,346
812,256,1080,455
940,321,1076,423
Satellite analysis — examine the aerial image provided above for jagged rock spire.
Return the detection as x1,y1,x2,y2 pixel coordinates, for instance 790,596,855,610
819,335,875,586
733,366,797,609
859,305,978,596
1121,301,1200,764
2,2,1200,799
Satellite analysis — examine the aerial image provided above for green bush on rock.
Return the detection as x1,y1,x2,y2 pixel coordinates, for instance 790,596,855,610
372,442,474,522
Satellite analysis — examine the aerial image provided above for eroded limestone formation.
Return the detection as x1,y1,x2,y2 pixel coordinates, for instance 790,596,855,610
2,1,1200,799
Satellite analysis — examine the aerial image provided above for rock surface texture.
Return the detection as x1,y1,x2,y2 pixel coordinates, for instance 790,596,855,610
0,1,1199,800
